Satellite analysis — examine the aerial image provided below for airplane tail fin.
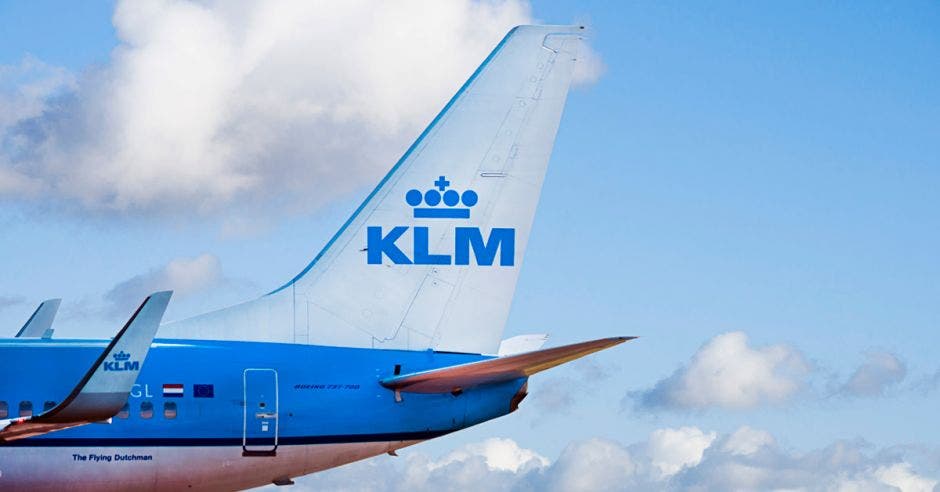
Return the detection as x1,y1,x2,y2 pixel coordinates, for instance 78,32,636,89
1,291,171,442
14,299,61,338
161,25,587,354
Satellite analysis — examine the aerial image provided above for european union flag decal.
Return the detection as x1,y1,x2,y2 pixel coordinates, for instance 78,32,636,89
193,384,214,398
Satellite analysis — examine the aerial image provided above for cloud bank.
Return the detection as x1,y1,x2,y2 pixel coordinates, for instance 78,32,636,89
275,427,938,492
0,0,544,216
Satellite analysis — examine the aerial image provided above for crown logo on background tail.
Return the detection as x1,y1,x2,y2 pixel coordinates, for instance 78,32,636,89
113,351,131,361
405,176,478,219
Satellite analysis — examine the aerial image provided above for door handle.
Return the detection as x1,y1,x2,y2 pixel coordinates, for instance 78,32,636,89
255,412,278,419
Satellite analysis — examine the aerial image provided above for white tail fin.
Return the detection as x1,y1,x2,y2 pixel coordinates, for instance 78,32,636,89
14,299,60,338
161,25,586,353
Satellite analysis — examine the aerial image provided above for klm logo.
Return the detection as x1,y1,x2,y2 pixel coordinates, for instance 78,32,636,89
367,176,515,266
104,350,140,372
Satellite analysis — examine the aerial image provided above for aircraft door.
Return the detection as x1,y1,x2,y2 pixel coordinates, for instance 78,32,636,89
243,368,279,456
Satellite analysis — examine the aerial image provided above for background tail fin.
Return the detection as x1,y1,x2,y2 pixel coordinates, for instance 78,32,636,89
14,299,60,338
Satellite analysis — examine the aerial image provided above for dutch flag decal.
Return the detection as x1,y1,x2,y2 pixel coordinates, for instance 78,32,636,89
163,383,184,398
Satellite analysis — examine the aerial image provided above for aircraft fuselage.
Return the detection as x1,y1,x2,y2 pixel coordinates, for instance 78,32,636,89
0,339,524,490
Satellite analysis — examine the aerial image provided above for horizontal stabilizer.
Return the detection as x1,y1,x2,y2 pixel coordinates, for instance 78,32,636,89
15,298,61,338
381,336,635,394
0,291,172,442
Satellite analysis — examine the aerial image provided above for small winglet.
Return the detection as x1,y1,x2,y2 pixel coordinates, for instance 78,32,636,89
14,299,61,338
382,336,635,394
0,291,172,441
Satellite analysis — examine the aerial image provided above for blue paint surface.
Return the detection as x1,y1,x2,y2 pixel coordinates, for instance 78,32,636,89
0,339,524,447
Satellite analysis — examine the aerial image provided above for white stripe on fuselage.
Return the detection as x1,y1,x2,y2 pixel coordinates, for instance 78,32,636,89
0,441,422,491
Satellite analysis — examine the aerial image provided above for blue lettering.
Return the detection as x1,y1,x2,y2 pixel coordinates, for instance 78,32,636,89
413,227,451,265
367,226,411,264
367,226,515,266
104,361,140,372
455,227,515,266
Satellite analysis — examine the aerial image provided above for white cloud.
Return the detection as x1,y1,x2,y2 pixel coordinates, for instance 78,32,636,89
571,41,605,86
104,253,225,314
647,427,717,478
840,352,907,398
430,437,549,473
0,0,601,217
874,463,938,492
272,428,939,492
632,331,812,410
284,438,548,492
543,438,637,492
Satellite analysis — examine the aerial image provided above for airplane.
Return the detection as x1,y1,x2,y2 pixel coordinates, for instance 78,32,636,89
0,25,634,491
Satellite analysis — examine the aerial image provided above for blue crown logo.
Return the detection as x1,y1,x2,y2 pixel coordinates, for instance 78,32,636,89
406,176,478,219
113,351,131,361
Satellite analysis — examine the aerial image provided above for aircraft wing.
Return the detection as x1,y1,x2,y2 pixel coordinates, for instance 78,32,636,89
14,298,61,338
0,291,172,442
380,336,635,394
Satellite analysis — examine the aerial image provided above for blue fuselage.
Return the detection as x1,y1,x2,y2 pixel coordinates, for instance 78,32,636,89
0,339,524,449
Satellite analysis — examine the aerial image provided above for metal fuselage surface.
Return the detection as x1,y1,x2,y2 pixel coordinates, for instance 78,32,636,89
0,339,523,490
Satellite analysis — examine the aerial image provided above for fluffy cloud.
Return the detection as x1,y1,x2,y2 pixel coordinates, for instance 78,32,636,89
839,351,907,398
874,463,938,492
631,332,812,411
274,427,938,492
0,0,558,216
104,253,226,314
541,438,638,492
646,427,717,479
430,437,549,473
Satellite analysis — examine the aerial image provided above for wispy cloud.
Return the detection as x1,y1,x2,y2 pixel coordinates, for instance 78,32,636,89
837,351,907,398
529,357,618,415
0,295,25,312
104,253,227,316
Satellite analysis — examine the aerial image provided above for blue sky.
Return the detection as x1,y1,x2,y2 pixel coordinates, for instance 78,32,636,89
2,1,939,489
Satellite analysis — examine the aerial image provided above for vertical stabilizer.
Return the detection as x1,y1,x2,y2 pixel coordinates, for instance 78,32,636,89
14,299,61,338
161,26,586,354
